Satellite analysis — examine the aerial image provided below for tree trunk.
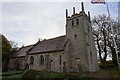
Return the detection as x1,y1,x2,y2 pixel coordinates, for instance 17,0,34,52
103,29,107,63
96,38,103,63
108,40,118,66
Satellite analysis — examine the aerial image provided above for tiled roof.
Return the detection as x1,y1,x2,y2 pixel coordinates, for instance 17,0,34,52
28,35,66,54
11,45,33,58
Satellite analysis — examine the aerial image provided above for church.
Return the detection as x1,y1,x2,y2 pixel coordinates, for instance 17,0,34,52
10,2,99,73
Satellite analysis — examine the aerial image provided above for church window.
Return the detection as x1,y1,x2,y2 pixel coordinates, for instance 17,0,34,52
60,55,62,65
86,43,89,46
72,20,74,26
30,56,34,64
90,52,93,64
50,60,53,63
76,19,79,25
40,55,44,65
74,34,77,39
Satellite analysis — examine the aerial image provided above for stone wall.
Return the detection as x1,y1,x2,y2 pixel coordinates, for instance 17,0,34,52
9,57,27,70
66,12,90,72
27,51,65,72
65,11,99,72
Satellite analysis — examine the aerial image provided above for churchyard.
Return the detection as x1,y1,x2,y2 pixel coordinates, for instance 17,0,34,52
1,68,120,80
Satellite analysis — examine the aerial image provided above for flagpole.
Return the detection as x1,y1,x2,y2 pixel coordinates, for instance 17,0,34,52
105,2,120,71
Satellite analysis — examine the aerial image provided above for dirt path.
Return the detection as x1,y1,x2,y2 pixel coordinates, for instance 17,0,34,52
86,70,113,78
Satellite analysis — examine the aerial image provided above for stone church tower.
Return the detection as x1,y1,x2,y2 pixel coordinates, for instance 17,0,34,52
65,2,99,72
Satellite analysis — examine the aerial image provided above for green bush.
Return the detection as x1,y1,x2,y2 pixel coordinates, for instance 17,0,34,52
99,61,115,69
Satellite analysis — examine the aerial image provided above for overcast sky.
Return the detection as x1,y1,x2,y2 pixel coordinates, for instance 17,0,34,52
1,0,119,47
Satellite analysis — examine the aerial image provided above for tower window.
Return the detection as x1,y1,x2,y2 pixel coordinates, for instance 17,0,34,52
72,20,74,26
74,34,77,39
86,43,89,46
90,52,93,64
76,19,79,25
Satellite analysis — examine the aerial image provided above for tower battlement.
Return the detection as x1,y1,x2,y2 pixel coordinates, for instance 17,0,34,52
66,2,91,22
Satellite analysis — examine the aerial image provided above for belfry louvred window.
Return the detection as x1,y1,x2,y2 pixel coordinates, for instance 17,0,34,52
76,19,79,25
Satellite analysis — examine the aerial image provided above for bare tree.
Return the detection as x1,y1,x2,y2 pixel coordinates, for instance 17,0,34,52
92,14,119,67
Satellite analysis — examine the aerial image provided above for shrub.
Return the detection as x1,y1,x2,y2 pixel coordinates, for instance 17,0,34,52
99,61,115,69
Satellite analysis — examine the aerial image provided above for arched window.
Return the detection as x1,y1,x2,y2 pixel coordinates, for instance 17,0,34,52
30,56,34,64
74,34,77,39
40,55,44,65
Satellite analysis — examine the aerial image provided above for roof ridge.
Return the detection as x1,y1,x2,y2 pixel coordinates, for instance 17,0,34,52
42,35,65,42
26,40,41,54
23,44,33,48
28,35,66,54
11,35,66,56
11,44,33,58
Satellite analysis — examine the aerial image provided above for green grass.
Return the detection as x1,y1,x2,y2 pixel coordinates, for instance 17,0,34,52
22,70,64,79
2,70,24,75
50,73,64,78
3,70,93,79
2,74,23,80
80,76,91,80
107,69,120,78
2,70,64,79
2,70,24,80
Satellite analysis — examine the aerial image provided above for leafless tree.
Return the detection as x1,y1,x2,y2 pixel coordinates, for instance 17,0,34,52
92,14,119,67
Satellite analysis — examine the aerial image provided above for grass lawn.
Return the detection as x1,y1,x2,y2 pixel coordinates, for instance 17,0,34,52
107,69,120,78
2,70,24,75
22,70,65,79
2,70,24,80
4,69,120,80
2,74,22,80
22,70,91,79
50,72,64,78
